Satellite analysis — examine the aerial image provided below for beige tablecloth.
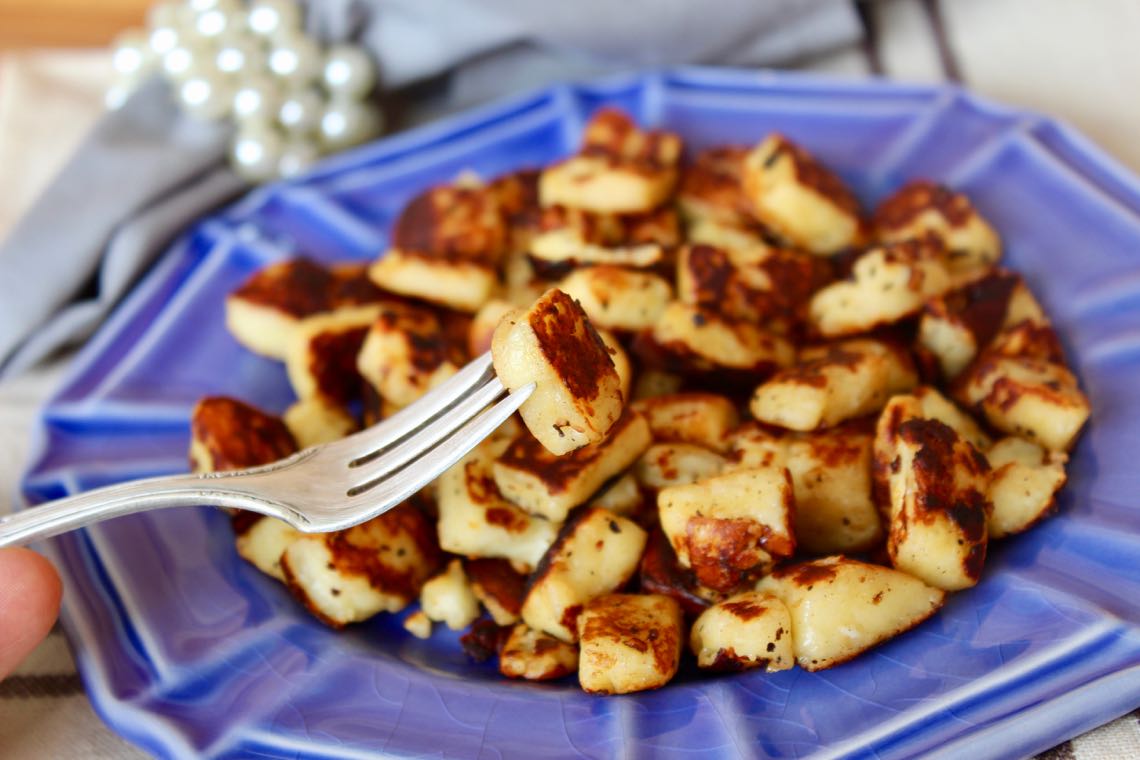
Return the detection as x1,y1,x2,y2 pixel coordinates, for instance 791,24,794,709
2,1,1139,757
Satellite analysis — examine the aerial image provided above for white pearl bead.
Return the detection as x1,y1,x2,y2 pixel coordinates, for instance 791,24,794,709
231,122,286,182
178,72,235,120
232,72,283,122
321,45,376,99
148,24,182,58
215,33,265,75
267,33,322,86
194,7,238,40
277,138,322,178
319,98,383,150
277,88,324,134
162,38,212,80
112,30,153,78
247,0,302,39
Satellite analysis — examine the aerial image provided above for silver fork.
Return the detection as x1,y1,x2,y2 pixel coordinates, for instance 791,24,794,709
0,352,532,548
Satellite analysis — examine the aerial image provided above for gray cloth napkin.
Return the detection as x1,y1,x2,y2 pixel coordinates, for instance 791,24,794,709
0,0,860,377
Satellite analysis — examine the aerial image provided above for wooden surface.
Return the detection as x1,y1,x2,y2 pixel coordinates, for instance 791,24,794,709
0,0,148,49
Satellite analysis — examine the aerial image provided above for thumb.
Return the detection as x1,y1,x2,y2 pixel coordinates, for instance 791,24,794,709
0,548,62,680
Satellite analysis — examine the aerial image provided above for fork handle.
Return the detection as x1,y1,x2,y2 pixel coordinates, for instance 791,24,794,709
0,473,293,548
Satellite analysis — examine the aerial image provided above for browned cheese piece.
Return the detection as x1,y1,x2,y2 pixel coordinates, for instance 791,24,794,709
878,416,992,591
873,180,1001,284
491,288,625,455
281,503,441,627
742,134,864,255
577,593,683,694
540,108,682,214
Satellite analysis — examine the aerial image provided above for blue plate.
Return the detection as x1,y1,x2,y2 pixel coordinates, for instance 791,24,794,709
21,68,1140,759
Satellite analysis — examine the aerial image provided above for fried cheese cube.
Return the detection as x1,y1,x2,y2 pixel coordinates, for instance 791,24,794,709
727,422,883,555
229,513,302,582
676,146,752,226
419,559,481,631
958,355,1089,452
226,258,340,359
283,396,357,449
873,180,1001,282
741,134,864,255
809,240,952,337
649,302,795,374
755,556,945,671
987,437,1068,538
918,271,1051,379
436,442,559,571
491,289,625,455
577,593,683,694
529,205,680,271
190,397,302,579
631,392,739,452
499,624,579,681
558,265,672,332
689,591,794,672
465,558,527,626
658,467,795,592
493,411,652,522
280,504,440,628
634,442,727,491
880,418,992,591
750,339,917,431
686,216,772,259
391,182,507,262
521,507,648,642
283,304,382,403
368,249,497,313
403,610,432,639
676,244,833,331
873,388,991,484
356,300,468,407
190,396,297,474
539,109,682,213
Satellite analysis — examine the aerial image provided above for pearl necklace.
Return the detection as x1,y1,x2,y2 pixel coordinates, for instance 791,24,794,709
108,0,384,183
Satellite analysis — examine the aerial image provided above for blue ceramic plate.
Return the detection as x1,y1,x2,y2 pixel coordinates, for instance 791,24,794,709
21,68,1140,759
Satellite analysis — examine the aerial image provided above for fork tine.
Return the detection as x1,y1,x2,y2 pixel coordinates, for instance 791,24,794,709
339,383,535,525
346,375,506,491
336,351,494,462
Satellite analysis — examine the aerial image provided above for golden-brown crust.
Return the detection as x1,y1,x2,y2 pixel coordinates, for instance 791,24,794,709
766,135,861,217
578,594,681,679
305,324,372,404
391,184,507,265
465,558,527,619
190,397,296,473
873,180,975,232
580,108,683,173
231,258,336,317
678,146,752,220
325,504,442,601
893,418,990,580
497,412,640,495
527,289,614,407
638,528,713,615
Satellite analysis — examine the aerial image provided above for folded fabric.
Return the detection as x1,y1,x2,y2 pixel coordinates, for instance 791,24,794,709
0,0,860,377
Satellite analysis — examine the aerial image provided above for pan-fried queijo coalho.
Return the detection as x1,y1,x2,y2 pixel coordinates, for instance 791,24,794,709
192,108,1090,695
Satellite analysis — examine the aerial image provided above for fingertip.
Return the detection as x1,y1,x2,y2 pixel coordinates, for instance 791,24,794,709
0,548,63,679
